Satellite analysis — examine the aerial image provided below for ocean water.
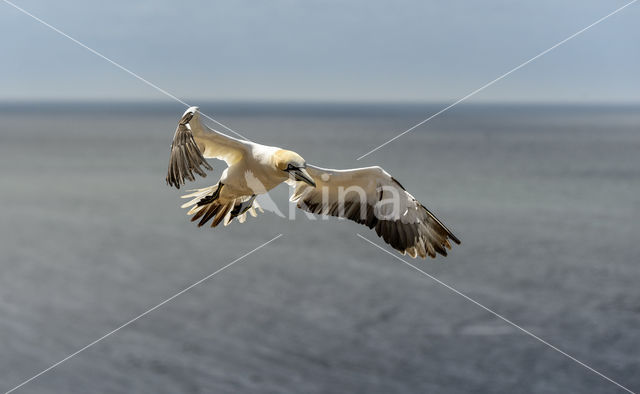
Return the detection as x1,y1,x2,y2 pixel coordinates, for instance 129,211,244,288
0,102,639,393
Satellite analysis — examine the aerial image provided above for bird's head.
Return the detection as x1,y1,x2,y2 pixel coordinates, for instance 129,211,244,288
274,150,316,187
179,106,199,125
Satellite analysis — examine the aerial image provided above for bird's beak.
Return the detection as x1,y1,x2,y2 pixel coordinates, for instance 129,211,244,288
291,167,316,187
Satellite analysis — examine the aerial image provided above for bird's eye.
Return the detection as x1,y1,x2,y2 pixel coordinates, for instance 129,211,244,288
286,164,296,171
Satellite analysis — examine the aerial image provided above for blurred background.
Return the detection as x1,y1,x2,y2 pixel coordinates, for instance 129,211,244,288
1,1,639,393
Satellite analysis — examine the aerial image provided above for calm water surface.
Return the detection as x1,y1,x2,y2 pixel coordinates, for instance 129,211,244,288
0,102,639,393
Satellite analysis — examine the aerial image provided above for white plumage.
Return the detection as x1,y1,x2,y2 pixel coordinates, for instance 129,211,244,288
166,107,460,258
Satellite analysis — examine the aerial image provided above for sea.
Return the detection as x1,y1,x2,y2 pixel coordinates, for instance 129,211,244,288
1,102,639,393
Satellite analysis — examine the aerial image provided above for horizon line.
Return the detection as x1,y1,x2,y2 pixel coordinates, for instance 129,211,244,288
1,98,639,107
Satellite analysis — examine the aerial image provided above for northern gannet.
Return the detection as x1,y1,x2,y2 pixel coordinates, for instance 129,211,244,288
166,107,460,259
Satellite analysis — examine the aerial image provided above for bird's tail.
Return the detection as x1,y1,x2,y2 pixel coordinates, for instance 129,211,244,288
180,184,263,227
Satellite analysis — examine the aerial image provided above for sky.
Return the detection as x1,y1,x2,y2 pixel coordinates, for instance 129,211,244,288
1,0,639,103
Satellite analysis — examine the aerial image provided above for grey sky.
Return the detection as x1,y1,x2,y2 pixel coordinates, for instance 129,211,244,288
1,0,638,102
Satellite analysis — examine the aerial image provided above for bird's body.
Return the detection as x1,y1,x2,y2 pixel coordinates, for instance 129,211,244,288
167,107,460,258
217,145,282,197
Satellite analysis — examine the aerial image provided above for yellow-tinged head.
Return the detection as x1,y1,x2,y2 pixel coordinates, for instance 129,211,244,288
273,150,316,187
273,150,305,171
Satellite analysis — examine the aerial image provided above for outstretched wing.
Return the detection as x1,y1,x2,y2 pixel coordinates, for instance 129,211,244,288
166,107,249,189
291,165,460,258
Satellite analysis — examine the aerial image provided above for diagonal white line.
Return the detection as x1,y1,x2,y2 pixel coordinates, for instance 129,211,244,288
2,0,249,141
3,234,283,394
357,234,637,394
356,0,639,160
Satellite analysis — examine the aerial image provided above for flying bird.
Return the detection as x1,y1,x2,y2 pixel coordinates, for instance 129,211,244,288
166,107,460,258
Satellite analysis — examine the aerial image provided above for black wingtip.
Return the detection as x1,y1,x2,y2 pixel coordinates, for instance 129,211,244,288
450,233,461,245
165,177,183,190
420,204,461,245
